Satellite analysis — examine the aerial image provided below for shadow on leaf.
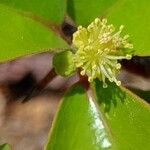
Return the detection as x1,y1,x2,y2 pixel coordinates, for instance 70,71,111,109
94,79,126,112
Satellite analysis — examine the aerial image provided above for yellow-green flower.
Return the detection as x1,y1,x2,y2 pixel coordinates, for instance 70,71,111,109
72,18,133,88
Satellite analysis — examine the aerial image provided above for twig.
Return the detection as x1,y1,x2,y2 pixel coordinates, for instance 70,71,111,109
23,68,57,102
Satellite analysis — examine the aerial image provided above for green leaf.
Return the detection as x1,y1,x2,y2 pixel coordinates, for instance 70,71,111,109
0,4,68,62
0,144,11,150
128,88,150,103
0,0,66,24
45,83,113,150
93,80,150,150
68,0,150,56
67,0,118,26
53,50,75,76
106,0,150,56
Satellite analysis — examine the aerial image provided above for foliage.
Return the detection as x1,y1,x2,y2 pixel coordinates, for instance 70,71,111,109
0,144,11,150
0,0,150,150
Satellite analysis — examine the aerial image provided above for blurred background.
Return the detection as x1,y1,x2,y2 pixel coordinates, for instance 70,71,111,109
0,0,150,150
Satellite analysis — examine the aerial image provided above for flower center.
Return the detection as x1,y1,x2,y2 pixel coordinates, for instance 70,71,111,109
72,18,133,87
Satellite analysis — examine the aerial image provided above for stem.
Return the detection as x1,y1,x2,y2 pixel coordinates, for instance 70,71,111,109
37,68,57,90
23,68,57,102
78,70,90,90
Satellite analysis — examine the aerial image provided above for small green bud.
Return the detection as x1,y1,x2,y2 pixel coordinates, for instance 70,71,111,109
53,50,75,76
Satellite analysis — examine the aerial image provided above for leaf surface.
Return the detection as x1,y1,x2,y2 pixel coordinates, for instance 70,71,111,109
67,0,118,26
0,144,11,150
93,80,150,150
0,4,68,62
68,0,150,56
45,83,113,150
0,0,66,24
106,0,150,56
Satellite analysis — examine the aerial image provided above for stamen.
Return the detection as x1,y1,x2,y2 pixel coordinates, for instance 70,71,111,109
123,34,129,40
116,80,121,86
76,62,83,67
126,54,132,60
78,26,82,30
106,59,121,70
72,18,133,87
106,55,130,60
88,76,93,82
100,65,112,82
119,25,124,31
102,18,107,25
116,63,121,69
80,70,85,75
102,74,107,88
95,18,100,24
106,67,115,82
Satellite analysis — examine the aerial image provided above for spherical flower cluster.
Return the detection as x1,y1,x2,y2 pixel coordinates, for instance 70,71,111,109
72,18,133,88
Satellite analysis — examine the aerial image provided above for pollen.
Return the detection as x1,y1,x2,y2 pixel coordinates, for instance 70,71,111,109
72,18,133,88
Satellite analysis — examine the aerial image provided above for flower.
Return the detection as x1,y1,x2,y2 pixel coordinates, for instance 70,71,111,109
72,18,133,88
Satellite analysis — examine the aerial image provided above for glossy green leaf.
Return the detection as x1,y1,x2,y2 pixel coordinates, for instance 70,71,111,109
45,83,113,150
128,88,150,103
0,144,11,150
106,0,150,56
68,0,150,56
0,0,66,24
53,50,75,76
67,0,118,26
93,80,150,150
0,4,68,62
